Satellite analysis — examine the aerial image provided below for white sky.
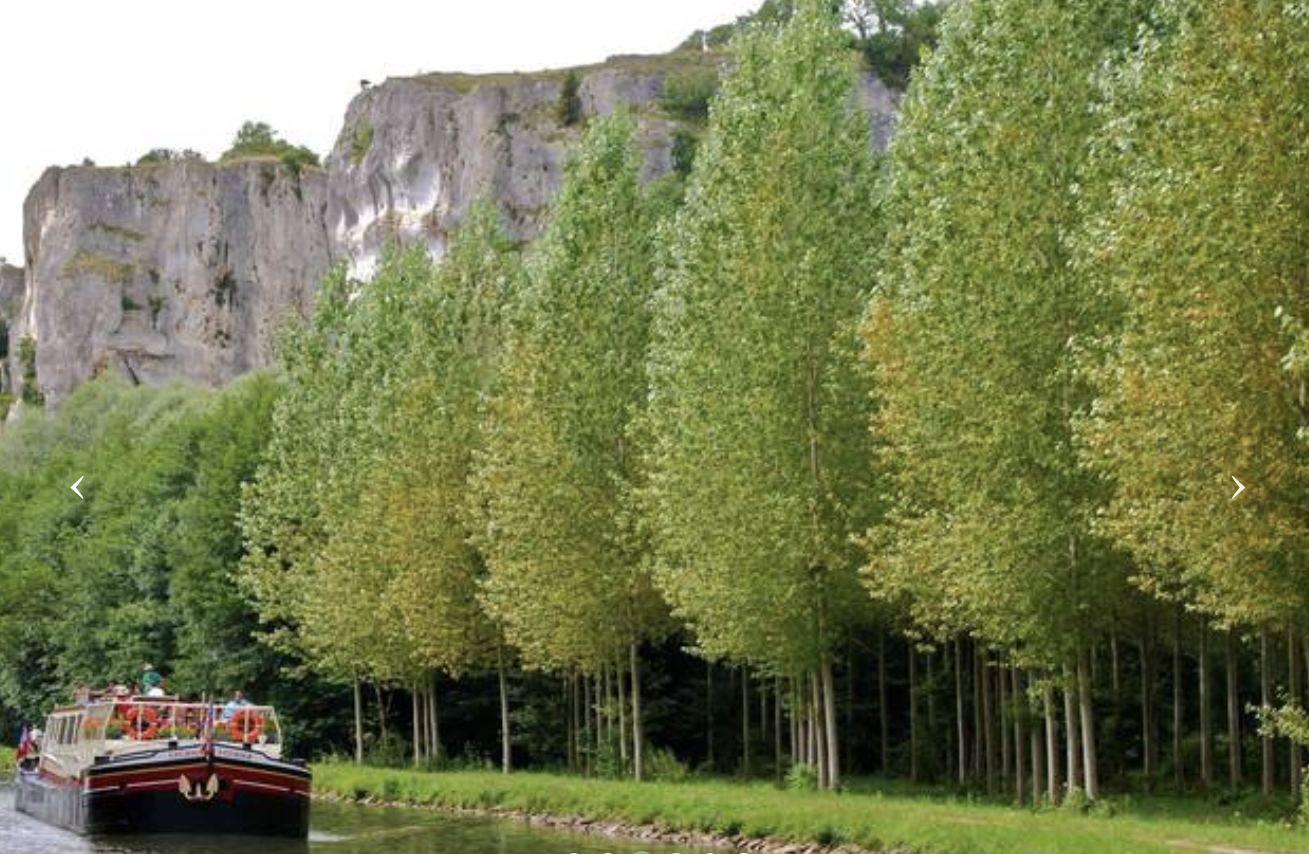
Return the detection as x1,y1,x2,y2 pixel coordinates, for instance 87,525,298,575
0,0,758,263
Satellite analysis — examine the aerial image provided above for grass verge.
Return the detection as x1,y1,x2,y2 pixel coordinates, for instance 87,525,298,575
313,764,1309,854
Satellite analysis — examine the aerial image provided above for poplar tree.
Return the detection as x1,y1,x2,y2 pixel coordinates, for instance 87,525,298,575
474,111,667,780
863,0,1150,800
646,0,879,789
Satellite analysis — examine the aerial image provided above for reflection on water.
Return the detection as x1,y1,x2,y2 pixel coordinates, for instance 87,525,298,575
0,786,684,854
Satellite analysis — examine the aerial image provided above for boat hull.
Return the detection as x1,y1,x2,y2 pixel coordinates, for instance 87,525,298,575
15,748,310,838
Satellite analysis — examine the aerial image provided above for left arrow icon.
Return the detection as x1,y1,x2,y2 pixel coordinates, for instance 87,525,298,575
70,476,84,500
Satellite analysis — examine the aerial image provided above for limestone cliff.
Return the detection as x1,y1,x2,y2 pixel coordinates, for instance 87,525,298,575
326,53,898,275
10,160,330,407
5,52,898,413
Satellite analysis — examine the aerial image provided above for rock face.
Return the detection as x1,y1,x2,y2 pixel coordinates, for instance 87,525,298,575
326,53,899,276
9,161,330,406
0,263,24,399
3,52,899,412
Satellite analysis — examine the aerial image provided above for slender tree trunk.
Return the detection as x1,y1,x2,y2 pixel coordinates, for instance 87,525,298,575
774,676,783,782
1000,654,1012,787
844,648,854,776
429,675,441,761
1111,634,1121,703
707,661,715,771
909,648,920,784
1262,628,1274,796
1226,630,1241,788
1290,624,1302,802
741,667,752,777
412,686,422,767
1078,647,1099,801
1031,704,1044,806
789,676,799,768
973,643,983,779
583,674,592,776
1064,672,1081,795
956,638,968,785
812,671,829,788
878,631,889,775
1140,636,1156,781
498,648,512,773
822,655,840,789
374,684,388,744
1044,684,1059,804
353,678,364,765
981,650,995,793
1199,628,1213,790
1173,606,1184,791
617,662,628,766
1013,665,1026,805
631,642,644,782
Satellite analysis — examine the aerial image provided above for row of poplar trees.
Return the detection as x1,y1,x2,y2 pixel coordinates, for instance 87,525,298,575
238,0,1309,800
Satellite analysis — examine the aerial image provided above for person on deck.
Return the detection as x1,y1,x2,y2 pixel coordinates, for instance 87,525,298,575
142,664,164,697
221,690,251,722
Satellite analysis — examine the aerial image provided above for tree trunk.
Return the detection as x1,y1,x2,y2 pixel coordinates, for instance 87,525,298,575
1013,665,1026,805
956,638,968,785
909,647,920,784
374,684,388,744
774,676,783,782
1173,606,1184,791
1078,647,1099,801
973,643,983,779
1262,627,1274,797
583,674,592,776
878,630,889,775
1199,628,1213,790
707,661,715,771
617,661,629,766
1226,630,1241,787
812,671,829,788
982,650,995,793
741,667,752,777
412,686,422,767
1140,636,1156,781
429,675,441,761
1044,684,1059,804
498,648,512,773
1111,634,1121,703
822,655,840,789
1000,652,1012,786
1290,624,1302,802
631,642,644,782
1031,703,1044,806
1064,672,1081,794
353,678,364,765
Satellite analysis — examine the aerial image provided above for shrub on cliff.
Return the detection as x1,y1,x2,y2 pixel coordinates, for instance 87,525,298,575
221,121,320,172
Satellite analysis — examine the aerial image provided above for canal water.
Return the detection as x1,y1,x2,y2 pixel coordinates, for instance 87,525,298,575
0,787,687,854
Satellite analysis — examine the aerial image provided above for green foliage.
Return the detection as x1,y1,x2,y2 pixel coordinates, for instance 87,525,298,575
136,148,203,166
17,336,41,406
350,121,374,165
648,0,879,676
786,762,819,791
220,120,320,172
474,110,667,674
555,71,583,127
670,127,699,177
63,251,135,286
660,69,719,121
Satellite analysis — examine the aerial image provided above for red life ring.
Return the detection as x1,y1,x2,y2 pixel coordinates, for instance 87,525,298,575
125,706,159,740
228,709,264,743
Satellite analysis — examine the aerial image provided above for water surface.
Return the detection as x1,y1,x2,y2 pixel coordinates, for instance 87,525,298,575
0,786,688,854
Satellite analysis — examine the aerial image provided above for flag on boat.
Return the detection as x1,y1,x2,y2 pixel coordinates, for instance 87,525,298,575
14,724,33,761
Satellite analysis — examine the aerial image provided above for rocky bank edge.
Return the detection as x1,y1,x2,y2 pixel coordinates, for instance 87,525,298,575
313,789,905,854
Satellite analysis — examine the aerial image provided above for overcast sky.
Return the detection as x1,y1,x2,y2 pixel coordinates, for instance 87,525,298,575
0,0,758,262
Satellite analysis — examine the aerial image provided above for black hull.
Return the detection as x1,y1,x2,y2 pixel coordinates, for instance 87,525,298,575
15,751,310,838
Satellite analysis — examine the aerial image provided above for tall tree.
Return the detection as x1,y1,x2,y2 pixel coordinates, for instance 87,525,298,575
474,110,667,780
863,0,1151,800
646,0,879,789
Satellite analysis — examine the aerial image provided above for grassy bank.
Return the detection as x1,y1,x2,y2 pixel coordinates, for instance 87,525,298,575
314,763,1309,854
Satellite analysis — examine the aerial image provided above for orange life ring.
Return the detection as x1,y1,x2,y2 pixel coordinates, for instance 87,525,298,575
228,709,264,743
125,706,158,740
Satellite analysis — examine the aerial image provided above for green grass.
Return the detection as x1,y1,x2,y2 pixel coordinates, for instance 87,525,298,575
412,50,726,95
313,764,1309,854
0,746,13,781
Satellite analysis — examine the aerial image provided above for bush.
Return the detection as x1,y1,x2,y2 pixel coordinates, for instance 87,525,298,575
18,336,42,406
661,70,719,122
137,148,204,166
671,127,699,177
221,121,320,172
785,762,818,791
556,71,583,127
644,745,689,782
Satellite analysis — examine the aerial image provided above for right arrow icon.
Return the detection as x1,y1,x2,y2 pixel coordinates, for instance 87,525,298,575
1231,476,1245,500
